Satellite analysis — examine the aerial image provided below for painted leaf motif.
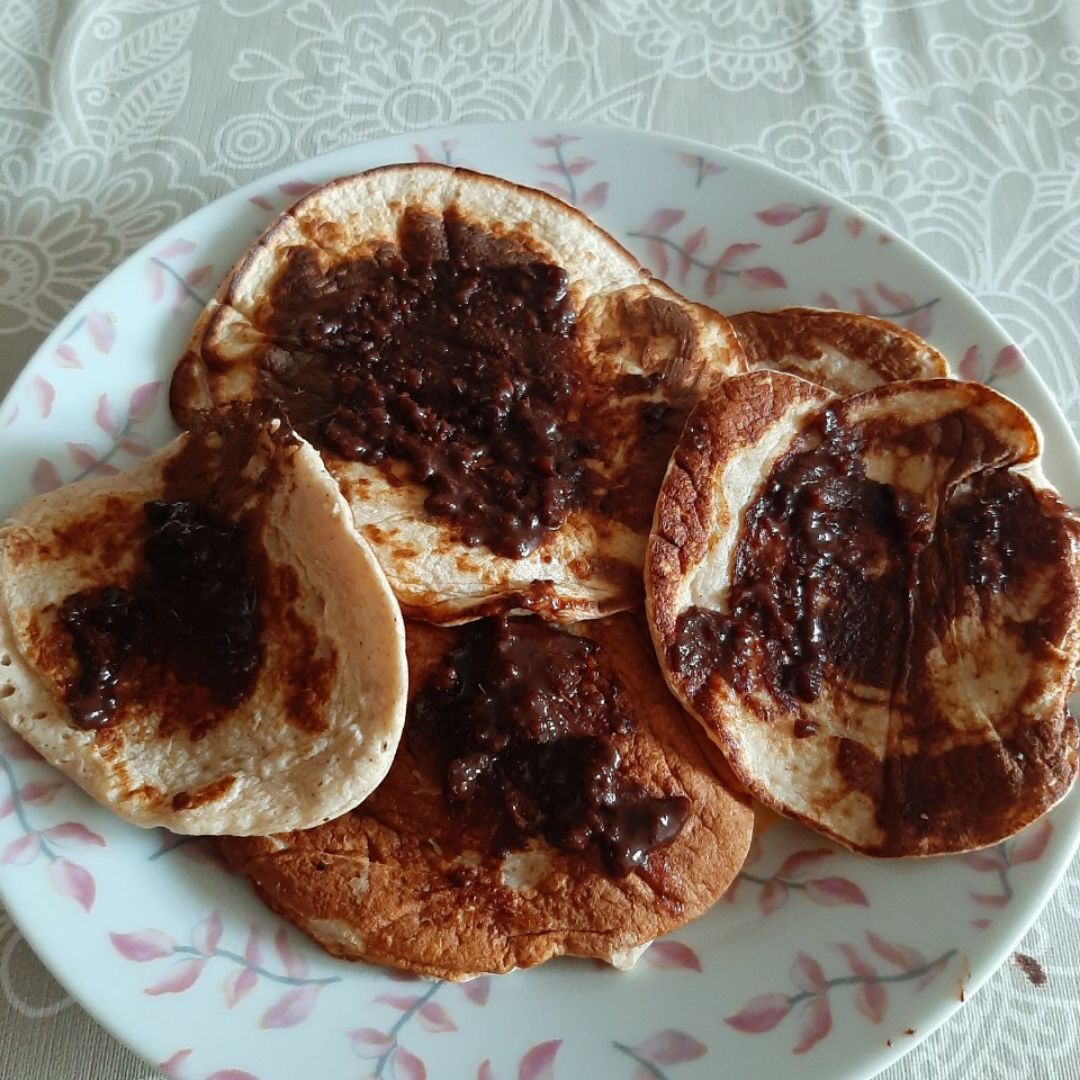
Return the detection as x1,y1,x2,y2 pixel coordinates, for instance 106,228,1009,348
128,381,162,422
477,1061,495,1080
393,1046,427,1080
963,848,1006,872
536,181,571,201
958,346,981,380
646,239,669,278
531,136,559,148
418,1001,457,1033
95,394,119,437
55,344,82,368
993,345,1023,377
87,9,198,84
793,997,832,1054
775,849,833,880
19,781,62,806
278,179,317,197
32,376,54,418
260,984,320,1029
634,1029,708,1065
0,796,13,820
147,260,166,301
756,203,804,226
108,55,191,147
119,435,153,459
759,878,788,915
683,226,707,255
157,238,196,259
145,958,207,995
414,144,435,163
207,1072,262,1080
817,291,841,308
159,1049,192,1078
739,266,788,290
518,1040,562,1080
875,283,916,310
243,924,262,966
915,955,951,991
716,242,760,268
111,929,176,961
194,911,224,955
49,858,95,912
274,926,308,977
1,833,40,865
794,208,829,244
1010,820,1052,864
185,264,214,289
31,457,59,493
905,306,933,338
845,216,865,237
866,932,924,972
578,182,608,211
852,288,879,314
67,443,99,470
726,993,792,1033
349,1027,395,1058
645,940,702,972
641,209,685,235
856,980,888,1023
791,952,827,993
375,994,421,1011
461,975,491,1004
803,877,869,907
224,966,258,1008
42,822,106,847
837,944,876,978
249,195,275,211
971,891,1009,908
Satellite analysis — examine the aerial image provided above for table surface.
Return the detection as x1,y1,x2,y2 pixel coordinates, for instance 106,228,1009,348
2,1,1079,1077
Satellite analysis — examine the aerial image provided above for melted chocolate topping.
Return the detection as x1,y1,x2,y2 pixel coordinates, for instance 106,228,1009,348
410,617,689,877
60,500,261,729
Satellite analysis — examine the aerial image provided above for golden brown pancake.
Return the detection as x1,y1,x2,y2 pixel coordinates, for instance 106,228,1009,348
171,165,746,623
0,413,407,834
730,307,949,393
646,370,1080,856
219,613,753,979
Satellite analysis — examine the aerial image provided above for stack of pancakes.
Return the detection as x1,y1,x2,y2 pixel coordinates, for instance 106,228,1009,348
1,166,1077,980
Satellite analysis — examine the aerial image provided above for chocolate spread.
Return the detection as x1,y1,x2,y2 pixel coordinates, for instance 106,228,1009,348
410,616,689,876
60,500,261,730
252,209,678,558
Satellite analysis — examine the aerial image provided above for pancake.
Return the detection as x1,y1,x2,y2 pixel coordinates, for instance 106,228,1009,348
730,307,950,393
219,613,754,979
646,370,1080,856
171,164,746,623
0,413,407,835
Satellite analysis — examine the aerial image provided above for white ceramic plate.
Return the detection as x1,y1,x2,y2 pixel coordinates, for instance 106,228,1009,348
1,123,1077,1080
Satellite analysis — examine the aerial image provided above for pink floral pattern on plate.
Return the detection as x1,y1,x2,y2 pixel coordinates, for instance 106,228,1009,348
612,1030,708,1079
161,1048,263,1080
629,209,786,296
532,134,608,210
724,839,869,916
30,381,162,496
755,202,831,244
111,916,338,1027
0,739,102,912
725,933,957,1054
963,820,1053,929
815,283,938,337
957,343,1025,385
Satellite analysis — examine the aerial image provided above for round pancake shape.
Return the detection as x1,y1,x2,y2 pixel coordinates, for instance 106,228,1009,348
729,307,950,394
0,416,408,835
646,370,1080,857
171,164,746,623
219,614,754,980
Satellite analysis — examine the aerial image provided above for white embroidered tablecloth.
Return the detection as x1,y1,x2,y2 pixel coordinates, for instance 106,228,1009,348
1,2,1079,1077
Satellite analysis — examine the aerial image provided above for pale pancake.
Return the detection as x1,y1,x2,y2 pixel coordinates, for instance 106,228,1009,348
171,165,746,623
730,307,950,393
0,416,407,835
219,614,754,979
647,370,1080,856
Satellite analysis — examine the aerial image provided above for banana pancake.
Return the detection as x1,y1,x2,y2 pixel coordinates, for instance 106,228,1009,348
646,370,1080,856
219,613,754,979
730,307,949,393
171,165,746,623
0,412,407,834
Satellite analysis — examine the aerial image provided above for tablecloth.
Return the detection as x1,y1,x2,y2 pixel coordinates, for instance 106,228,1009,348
1,1,1079,1077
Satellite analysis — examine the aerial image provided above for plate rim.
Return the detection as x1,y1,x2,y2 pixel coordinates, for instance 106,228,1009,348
0,118,1077,1080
